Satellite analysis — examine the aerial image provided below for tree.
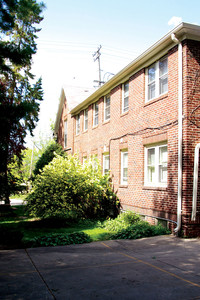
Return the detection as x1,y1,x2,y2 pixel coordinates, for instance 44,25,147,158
0,0,45,205
33,141,65,178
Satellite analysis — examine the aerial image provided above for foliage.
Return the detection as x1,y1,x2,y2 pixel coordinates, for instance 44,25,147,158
0,206,171,249
33,141,65,177
26,155,120,219
104,211,141,232
31,232,92,247
0,0,45,204
110,221,170,240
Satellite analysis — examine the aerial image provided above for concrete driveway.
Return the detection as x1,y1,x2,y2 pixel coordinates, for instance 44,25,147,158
0,235,200,300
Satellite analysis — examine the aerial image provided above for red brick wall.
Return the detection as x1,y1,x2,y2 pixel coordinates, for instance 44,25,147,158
181,40,200,236
57,40,200,236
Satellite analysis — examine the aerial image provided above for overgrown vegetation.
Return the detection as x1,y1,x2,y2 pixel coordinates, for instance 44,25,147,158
0,207,170,249
26,155,120,220
33,141,65,178
31,232,92,247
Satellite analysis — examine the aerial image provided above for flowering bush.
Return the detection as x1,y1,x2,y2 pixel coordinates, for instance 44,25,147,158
26,155,120,219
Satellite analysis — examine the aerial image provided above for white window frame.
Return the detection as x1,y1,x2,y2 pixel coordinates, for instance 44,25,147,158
122,82,129,113
76,114,80,135
93,102,99,127
144,143,168,187
104,95,110,121
121,150,128,185
64,120,67,148
84,108,88,131
145,56,168,102
103,153,110,175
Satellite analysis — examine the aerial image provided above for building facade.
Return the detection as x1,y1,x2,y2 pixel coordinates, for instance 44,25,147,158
55,23,200,237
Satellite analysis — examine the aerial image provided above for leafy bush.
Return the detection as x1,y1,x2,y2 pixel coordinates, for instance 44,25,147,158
26,155,120,219
31,232,92,247
33,141,65,177
104,211,141,232
110,222,170,240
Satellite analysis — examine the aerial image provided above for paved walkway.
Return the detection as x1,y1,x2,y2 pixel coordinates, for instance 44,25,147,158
0,235,200,299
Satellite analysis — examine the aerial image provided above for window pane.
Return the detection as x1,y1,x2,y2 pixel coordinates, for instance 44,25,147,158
123,152,128,167
148,65,155,83
123,83,129,113
159,146,167,164
159,58,168,95
147,148,155,183
103,155,109,174
123,168,128,182
94,103,99,126
148,148,155,165
148,82,155,100
148,166,155,182
159,75,168,94
84,109,88,130
124,82,129,95
159,58,168,77
121,152,128,184
123,97,129,112
159,146,167,183
105,96,110,120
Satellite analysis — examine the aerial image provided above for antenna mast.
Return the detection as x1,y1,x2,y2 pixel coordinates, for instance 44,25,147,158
93,45,104,87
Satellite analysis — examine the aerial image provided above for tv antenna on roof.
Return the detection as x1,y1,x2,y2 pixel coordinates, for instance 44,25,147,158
93,45,104,87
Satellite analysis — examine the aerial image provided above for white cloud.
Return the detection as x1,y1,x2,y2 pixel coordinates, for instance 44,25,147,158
168,16,182,27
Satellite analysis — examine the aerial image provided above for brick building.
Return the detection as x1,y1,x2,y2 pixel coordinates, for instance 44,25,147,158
54,23,200,237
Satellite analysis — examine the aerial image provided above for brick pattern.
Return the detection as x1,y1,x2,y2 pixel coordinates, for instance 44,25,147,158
57,40,200,237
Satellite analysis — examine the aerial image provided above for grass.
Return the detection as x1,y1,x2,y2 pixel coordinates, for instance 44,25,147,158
0,206,170,249
10,194,27,200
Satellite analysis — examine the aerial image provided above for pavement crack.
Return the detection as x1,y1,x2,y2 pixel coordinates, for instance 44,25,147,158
24,249,56,300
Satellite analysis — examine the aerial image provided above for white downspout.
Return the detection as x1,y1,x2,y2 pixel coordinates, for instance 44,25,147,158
191,143,200,221
171,34,183,233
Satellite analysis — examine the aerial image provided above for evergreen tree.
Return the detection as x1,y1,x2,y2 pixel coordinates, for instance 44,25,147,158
0,0,45,204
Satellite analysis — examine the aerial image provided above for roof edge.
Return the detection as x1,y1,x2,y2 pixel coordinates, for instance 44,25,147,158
70,22,200,115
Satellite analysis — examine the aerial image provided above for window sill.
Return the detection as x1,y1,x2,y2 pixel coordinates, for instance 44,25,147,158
103,119,110,125
143,185,167,191
119,184,128,188
144,93,168,107
83,130,88,134
92,125,99,129
120,110,129,117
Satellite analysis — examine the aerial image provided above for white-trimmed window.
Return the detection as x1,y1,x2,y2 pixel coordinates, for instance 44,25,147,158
103,153,110,175
84,108,88,131
76,114,80,135
104,95,110,121
122,82,129,113
145,144,168,187
146,56,168,102
93,102,99,127
121,150,128,185
64,120,67,148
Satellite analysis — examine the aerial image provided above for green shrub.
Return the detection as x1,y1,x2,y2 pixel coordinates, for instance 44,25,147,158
104,211,141,232
110,222,170,240
26,155,120,219
33,141,65,177
31,232,92,247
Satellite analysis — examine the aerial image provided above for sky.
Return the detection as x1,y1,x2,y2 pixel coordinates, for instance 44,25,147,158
28,0,200,146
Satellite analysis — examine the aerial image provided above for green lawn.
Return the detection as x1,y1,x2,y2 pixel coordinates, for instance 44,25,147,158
0,205,170,249
0,206,112,247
